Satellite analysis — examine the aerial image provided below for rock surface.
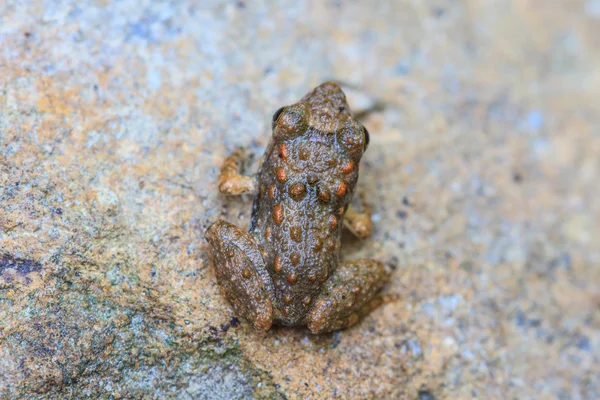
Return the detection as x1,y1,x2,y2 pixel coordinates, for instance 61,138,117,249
1,1,599,398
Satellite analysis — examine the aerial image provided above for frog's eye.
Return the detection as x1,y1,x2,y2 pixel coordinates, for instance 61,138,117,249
336,119,365,159
272,107,285,126
272,104,308,141
362,125,370,150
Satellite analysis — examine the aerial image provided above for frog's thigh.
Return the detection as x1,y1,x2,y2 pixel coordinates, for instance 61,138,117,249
218,148,256,195
205,220,273,331
307,259,389,334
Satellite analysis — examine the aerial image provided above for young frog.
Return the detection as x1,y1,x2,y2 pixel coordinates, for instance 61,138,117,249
205,82,389,334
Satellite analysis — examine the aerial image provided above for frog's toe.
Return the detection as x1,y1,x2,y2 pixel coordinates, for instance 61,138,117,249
206,220,274,331
307,259,389,334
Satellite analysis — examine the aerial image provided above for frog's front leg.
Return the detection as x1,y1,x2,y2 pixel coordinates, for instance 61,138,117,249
205,220,274,331
217,148,257,195
306,259,389,334
344,193,374,239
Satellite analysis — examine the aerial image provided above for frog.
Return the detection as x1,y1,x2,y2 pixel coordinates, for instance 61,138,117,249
205,81,389,334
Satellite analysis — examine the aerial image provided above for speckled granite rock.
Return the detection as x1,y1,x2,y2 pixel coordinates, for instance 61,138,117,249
1,1,599,399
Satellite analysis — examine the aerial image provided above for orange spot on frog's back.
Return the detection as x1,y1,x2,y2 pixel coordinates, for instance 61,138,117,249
273,204,284,225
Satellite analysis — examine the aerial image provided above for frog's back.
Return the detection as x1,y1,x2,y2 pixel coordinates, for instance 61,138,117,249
248,82,369,326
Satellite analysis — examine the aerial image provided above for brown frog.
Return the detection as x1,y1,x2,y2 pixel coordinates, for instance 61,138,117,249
205,82,389,334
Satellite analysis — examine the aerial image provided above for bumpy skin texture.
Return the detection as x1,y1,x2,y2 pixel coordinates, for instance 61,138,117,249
205,82,389,334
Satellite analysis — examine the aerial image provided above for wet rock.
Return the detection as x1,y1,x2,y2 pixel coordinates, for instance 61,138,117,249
1,1,598,398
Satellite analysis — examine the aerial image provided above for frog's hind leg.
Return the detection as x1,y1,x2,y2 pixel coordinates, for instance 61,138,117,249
307,259,389,334
217,148,257,195
205,220,274,331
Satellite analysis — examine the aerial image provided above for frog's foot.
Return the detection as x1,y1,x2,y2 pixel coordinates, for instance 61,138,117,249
344,207,373,239
217,148,257,195
306,259,389,334
205,220,273,331
344,193,373,239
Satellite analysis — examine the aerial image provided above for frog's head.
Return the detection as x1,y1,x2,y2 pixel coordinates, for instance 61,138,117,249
271,81,370,161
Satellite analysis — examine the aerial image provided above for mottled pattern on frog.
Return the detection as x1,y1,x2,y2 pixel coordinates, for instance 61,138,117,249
250,131,360,325
206,82,389,333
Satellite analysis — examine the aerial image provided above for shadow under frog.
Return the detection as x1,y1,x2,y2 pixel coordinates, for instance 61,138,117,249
206,82,389,334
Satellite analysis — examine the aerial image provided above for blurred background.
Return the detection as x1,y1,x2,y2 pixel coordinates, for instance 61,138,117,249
1,1,598,399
